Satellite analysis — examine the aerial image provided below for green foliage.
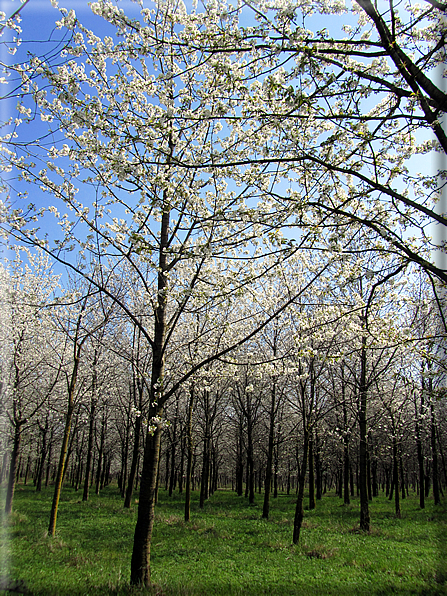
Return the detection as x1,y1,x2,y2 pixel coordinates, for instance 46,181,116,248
1,484,446,596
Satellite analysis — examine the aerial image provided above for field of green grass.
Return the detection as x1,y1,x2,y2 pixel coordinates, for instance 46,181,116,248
1,483,446,596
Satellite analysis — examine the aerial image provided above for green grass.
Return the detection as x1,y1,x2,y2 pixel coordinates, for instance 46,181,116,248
1,483,446,595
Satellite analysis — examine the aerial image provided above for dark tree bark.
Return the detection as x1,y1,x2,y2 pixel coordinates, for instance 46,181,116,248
184,384,195,522
400,456,406,500
130,201,169,586
199,420,210,508
95,411,106,495
392,435,401,518
5,423,23,514
168,394,180,498
262,379,277,519
130,419,163,586
429,374,440,505
35,418,49,493
125,414,142,508
48,295,91,537
366,440,372,502
315,431,322,501
45,440,53,488
83,349,99,502
343,395,350,505
48,393,76,536
246,421,255,505
178,433,185,494
293,424,309,544
235,425,244,497
308,431,315,510
415,392,425,508
358,336,370,531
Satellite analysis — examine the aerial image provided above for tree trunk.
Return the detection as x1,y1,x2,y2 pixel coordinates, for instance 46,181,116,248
120,409,131,499
359,337,370,531
400,456,406,499
367,440,372,501
36,424,48,493
235,429,244,496
262,381,276,519
83,357,98,502
124,414,142,508
416,419,425,508
392,435,401,518
48,335,83,536
168,417,177,498
184,385,195,522
247,418,255,505
342,366,350,504
5,423,22,514
130,199,169,586
45,439,53,488
48,401,74,536
130,421,163,586
430,397,440,505
308,432,315,510
95,413,106,496
178,434,185,494
199,432,210,508
293,426,309,544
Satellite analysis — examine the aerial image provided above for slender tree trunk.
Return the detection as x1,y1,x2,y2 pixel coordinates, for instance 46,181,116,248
125,415,142,508
262,381,276,519
199,431,210,508
367,439,372,501
416,422,425,507
400,456,406,499
392,435,401,518
45,439,53,488
5,423,22,514
343,420,350,504
36,426,47,493
48,401,74,536
83,356,98,502
154,440,161,506
437,426,447,494
235,429,244,496
389,472,394,501
315,430,322,500
246,411,255,505
430,396,440,505
359,337,370,531
23,454,31,486
308,431,315,510
48,336,83,536
120,409,131,499
130,198,170,586
179,435,185,494
169,419,177,497
372,458,378,498
293,425,309,544
184,385,195,522
95,413,106,495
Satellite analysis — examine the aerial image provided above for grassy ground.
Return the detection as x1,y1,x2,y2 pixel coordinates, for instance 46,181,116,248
0,482,446,596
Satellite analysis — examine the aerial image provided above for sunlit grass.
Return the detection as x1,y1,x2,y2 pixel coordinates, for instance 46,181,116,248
1,482,446,595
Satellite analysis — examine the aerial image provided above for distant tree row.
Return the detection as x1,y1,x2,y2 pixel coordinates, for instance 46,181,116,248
1,248,445,541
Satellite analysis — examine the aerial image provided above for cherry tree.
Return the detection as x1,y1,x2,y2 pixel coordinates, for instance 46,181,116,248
1,249,62,514
194,0,446,286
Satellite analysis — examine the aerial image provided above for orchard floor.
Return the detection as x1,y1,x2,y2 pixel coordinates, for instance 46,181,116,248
0,483,446,596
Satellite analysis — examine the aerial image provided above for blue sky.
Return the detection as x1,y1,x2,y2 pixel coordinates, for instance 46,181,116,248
1,0,445,278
